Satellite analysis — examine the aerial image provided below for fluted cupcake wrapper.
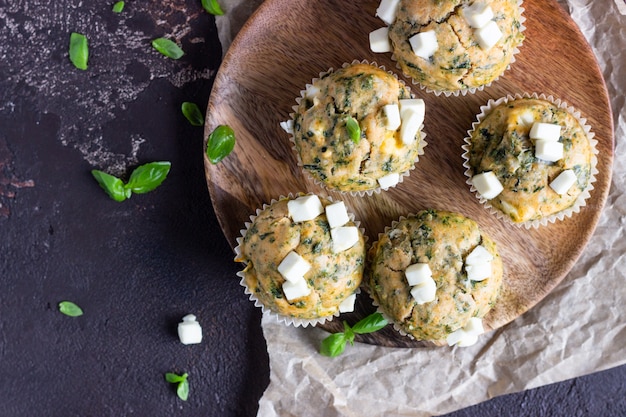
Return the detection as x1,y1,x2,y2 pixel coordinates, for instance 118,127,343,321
461,92,599,229
284,59,427,197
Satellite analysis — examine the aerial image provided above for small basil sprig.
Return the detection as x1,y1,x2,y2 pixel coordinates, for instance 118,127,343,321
206,125,235,164
112,1,125,13
152,38,184,60
345,116,361,144
320,312,387,357
201,0,224,15
181,102,204,126
58,301,84,317
69,32,89,70
91,161,171,202
165,372,189,401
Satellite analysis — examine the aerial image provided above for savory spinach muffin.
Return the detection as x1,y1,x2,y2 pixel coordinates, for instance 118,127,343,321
463,95,596,225
291,62,425,193
236,195,365,325
387,0,524,94
368,210,503,345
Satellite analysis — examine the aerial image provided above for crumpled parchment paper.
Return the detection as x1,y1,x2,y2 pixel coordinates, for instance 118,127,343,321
217,1,626,415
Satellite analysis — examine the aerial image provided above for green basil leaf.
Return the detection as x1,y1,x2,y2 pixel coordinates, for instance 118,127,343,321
201,0,224,15
91,170,127,202
177,378,189,401
112,1,125,13
346,116,360,144
165,372,185,384
319,332,347,357
343,321,355,344
351,312,388,335
126,161,171,194
58,301,84,317
181,102,204,126
206,125,235,164
152,38,184,60
69,32,89,70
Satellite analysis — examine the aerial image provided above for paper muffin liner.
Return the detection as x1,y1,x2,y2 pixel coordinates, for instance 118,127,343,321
461,92,599,229
365,213,501,346
234,193,367,327
283,59,427,197
389,0,526,97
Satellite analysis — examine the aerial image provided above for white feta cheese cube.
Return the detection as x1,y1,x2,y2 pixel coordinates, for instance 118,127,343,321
409,30,438,59
465,245,494,266
338,293,357,313
456,332,479,347
377,172,400,190
280,120,294,134
464,317,485,336
331,226,360,252
399,108,423,145
471,171,503,200
530,122,561,142
282,276,311,301
177,314,203,345
399,99,425,126
405,263,432,286
462,3,494,29
410,278,437,304
325,201,350,229
382,103,401,130
288,194,324,222
550,169,577,195
448,317,484,346
475,20,502,50
399,98,425,116
446,328,467,346
376,0,400,25
369,27,391,53
305,84,320,99
465,262,492,281
534,139,563,162
277,251,311,283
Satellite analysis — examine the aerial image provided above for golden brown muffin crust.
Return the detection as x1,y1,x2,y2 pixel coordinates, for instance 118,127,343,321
238,197,365,319
368,210,503,344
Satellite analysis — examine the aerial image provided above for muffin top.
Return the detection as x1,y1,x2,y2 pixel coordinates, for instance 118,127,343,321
368,210,503,344
389,0,524,92
292,63,423,192
465,98,593,223
237,196,365,320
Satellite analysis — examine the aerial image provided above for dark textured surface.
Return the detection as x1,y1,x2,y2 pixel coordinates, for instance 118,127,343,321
1,0,625,416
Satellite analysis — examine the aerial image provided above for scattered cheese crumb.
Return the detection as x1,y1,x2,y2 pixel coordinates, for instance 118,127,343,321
177,314,203,345
369,27,391,53
338,293,357,313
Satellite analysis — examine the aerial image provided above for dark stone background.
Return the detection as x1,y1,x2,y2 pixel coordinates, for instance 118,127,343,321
1,0,625,415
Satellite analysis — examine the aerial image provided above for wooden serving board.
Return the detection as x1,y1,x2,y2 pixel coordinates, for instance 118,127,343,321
203,0,614,347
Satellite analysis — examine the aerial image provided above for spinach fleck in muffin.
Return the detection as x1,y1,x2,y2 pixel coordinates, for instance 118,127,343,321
389,0,524,94
292,62,424,193
236,196,365,324
368,210,503,345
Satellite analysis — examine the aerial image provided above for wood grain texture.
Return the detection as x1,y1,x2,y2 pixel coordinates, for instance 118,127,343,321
203,0,614,347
